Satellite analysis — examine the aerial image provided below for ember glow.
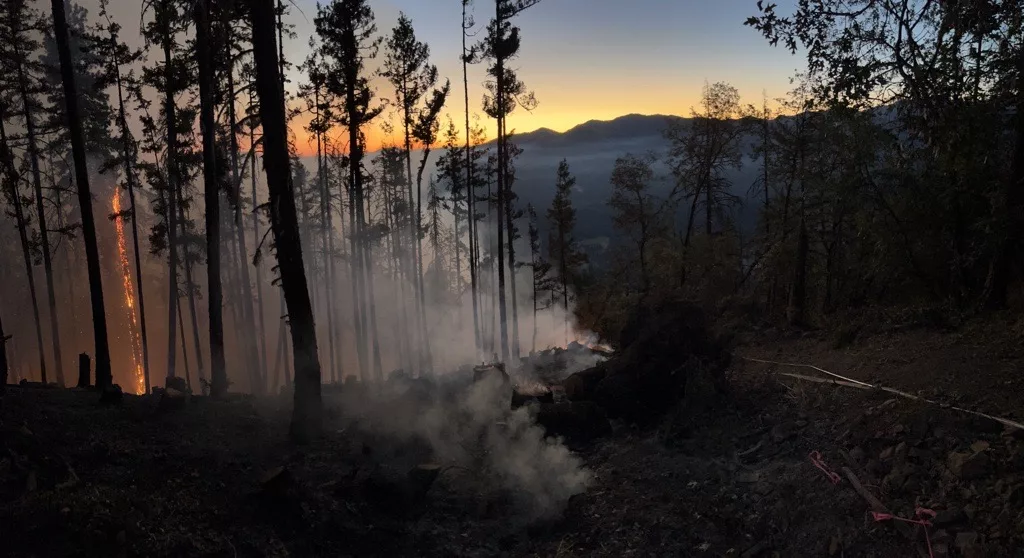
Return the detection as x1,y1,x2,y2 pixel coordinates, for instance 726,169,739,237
112,189,146,395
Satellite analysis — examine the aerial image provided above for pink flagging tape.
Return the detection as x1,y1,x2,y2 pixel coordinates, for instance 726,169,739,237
808,450,842,485
740,357,1024,432
872,507,936,558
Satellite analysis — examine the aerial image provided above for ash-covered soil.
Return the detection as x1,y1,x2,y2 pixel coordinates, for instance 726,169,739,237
3,337,1023,557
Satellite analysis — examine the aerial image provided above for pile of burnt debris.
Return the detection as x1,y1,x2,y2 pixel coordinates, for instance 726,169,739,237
343,300,732,447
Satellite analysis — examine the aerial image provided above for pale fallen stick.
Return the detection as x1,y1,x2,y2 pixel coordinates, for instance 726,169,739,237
744,357,1024,432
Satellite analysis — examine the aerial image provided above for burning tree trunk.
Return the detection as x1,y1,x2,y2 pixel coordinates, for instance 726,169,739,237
113,56,151,393
0,112,46,383
248,0,322,442
196,0,227,397
50,0,112,388
16,41,64,386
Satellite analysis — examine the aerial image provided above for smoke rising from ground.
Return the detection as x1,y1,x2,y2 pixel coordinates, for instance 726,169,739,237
333,372,592,519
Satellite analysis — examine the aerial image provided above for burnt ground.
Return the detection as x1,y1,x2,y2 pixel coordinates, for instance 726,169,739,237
3,321,1024,557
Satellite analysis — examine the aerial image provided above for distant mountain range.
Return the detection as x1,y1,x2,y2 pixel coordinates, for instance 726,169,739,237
488,114,761,249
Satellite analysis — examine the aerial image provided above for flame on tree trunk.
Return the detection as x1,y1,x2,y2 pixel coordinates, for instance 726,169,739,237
112,190,146,395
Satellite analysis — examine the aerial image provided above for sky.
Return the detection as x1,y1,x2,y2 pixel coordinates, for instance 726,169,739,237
85,0,804,155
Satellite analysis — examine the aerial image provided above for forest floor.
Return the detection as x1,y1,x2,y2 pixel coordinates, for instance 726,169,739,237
4,315,1024,557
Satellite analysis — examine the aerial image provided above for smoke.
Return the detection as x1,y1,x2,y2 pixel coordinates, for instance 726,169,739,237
334,372,592,519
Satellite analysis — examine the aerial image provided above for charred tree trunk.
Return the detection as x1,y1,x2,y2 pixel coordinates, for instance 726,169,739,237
504,165,520,359
196,0,226,397
415,149,435,373
50,0,111,387
249,0,322,442
179,203,206,384
463,0,481,357
1,314,10,388
494,2,509,363
226,51,262,394
16,45,64,386
0,114,46,383
315,111,338,384
162,20,179,382
249,92,270,390
787,217,809,327
77,353,89,388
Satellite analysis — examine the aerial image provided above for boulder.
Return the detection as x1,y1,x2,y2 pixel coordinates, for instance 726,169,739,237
164,376,189,394
534,401,612,444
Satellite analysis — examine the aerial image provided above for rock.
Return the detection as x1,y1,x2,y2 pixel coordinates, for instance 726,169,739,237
948,451,991,480
165,376,189,394
932,508,968,528
534,401,611,444
99,384,123,406
158,388,189,412
969,440,990,453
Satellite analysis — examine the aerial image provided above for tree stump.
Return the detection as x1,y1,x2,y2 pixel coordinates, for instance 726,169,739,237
77,353,90,388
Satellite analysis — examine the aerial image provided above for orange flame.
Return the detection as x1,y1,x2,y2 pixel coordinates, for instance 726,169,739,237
112,189,146,395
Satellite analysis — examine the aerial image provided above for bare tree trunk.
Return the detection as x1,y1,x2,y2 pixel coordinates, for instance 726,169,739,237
50,0,112,387
315,106,338,384
494,1,509,363
196,0,226,397
0,114,46,383
177,298,193,392
415,149,435,374
787,217,809,327
249,0,323,441
162,21,179,383
504,173,520,360
347,166,367,381
17,49,64,386
249,93,270,389
463,0,481,358
226,52,262,393
1,311,8,387
179,204,206,384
